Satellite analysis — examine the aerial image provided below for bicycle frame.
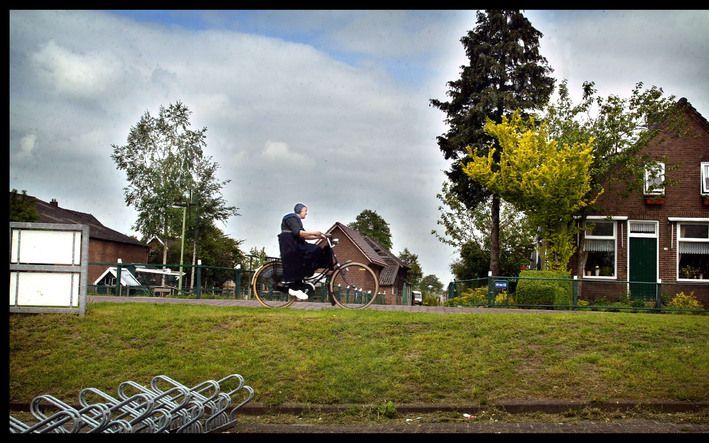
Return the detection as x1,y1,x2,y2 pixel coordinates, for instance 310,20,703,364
302,235,343,287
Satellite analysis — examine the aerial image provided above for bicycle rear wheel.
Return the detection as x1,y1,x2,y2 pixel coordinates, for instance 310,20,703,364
328,262,379,309
251,261,295,308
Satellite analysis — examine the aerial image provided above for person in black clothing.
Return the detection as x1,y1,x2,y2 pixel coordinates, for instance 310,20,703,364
278,203,334,300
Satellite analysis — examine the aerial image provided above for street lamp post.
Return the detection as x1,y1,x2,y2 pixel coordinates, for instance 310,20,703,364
178,204,187,293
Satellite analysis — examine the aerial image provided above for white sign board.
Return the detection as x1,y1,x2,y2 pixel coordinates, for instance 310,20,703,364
9,222,88,315
11,229,82,265
10,272,80,307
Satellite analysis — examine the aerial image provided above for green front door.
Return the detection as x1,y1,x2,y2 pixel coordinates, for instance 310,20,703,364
629,237,657,298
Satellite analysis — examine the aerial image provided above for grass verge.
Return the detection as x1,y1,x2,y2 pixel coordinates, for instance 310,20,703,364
9,303,709,407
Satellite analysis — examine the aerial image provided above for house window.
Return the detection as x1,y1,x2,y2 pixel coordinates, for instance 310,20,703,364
702,162,709,195
583,220,616,278
629,221,657,235
677,223,709,281
644,162,665,195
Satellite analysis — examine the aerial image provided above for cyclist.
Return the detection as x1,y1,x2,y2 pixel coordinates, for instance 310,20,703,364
278,203,334,300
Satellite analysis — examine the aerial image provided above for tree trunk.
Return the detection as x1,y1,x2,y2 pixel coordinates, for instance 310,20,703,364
490,195,501,276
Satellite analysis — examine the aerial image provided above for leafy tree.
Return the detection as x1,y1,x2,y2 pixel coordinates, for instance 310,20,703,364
244,246,268,271
111,101,238,267
450,240,490,281
542,80,677,273
432,181,536,278
10,189,40,222
420,274,443,295
348,209,392,250
194,223,245,268
545,80,677,201
151,223,243,267
463,111,596,271
430,10,555,276
398,248,423,288
420,274,444,306
191,223,245,290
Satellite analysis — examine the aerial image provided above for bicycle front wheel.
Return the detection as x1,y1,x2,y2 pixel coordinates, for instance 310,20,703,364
251,261,295,308
328,262,379,309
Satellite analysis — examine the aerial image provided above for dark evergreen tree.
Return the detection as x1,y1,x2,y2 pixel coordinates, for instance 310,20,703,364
398,248,423,288
348,209,393,251
430,10,555,275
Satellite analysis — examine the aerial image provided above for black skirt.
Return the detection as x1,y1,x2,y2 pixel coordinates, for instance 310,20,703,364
278,232,334,282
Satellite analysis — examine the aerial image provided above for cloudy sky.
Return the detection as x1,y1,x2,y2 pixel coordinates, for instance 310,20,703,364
9,10,709,284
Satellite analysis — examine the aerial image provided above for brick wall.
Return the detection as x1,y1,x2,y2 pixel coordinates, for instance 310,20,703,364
571,105,709,305
329,225,395,304
329,225,371,266
88,239,149,283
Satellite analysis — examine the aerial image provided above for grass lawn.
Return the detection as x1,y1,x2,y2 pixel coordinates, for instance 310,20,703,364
9,303,709,408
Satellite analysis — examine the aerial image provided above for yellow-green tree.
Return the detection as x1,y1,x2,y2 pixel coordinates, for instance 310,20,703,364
463,111,600,271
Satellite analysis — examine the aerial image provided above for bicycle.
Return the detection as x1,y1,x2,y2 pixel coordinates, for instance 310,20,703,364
250,235,380,309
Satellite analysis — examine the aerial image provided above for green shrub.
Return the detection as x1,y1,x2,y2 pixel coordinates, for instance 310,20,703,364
630,298,647,308
493,290,515,306
377,400,397,418
422,293,441,306
515,270,572,307
445,287,487,306
668,291,704,310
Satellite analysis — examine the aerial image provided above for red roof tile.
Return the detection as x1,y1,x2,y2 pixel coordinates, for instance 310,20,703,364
19,194,146,247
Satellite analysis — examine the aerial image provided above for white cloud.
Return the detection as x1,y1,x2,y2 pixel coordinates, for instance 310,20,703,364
17,134,37,160
528,10,709,115
30,39,124,99
261,141,313,168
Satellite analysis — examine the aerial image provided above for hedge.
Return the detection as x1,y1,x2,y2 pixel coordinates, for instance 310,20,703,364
515,270,573,307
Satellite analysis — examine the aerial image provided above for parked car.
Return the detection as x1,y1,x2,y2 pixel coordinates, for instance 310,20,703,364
412,290,423,305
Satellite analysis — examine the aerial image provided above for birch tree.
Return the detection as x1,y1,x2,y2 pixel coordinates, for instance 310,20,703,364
111,101,238,269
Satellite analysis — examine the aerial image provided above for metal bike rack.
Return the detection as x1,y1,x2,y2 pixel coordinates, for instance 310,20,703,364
150,373,255,432
29,394,119,433
9,373,254,433
79,388,170,433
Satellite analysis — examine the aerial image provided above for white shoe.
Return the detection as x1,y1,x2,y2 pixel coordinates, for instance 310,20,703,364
288,288,308,300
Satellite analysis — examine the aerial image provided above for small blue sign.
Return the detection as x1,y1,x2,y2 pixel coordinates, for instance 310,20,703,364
495,280,508,290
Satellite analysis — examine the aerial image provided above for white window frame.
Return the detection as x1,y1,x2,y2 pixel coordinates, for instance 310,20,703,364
676,222,709,282
644,162,665,195
701,162,709,195
583,220,617,279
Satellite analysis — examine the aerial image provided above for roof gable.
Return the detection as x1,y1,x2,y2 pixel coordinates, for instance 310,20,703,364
677,98,709,133
326,222,409,286
22,194,146,247
328,222,388,267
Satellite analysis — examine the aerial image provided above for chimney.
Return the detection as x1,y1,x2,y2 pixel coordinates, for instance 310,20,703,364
50,198,58,207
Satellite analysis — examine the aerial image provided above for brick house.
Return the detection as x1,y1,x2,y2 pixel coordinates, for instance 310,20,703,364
23,194,150,283
569,98,709,305
322,222,411,304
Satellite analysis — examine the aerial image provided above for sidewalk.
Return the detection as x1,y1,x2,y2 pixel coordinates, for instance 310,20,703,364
88,295,589,314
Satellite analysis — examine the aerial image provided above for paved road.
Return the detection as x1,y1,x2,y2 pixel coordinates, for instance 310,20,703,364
228,420,708,434
89,295,591,314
